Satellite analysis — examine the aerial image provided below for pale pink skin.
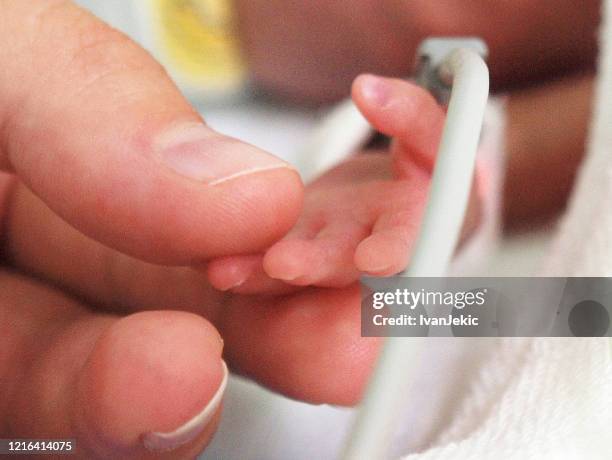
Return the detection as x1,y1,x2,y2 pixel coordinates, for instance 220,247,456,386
206,76,478,295
0,2,371,459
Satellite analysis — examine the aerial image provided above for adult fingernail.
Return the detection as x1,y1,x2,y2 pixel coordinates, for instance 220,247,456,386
213,273,248,292
358,75,392,108
226,275,249,291
156,122,293,185
142,361,229,452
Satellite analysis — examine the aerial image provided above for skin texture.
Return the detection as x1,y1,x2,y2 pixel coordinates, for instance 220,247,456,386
2,177,380,412
0,1,334,458
235,0,601,103
0,0,304,264
207,76,479,293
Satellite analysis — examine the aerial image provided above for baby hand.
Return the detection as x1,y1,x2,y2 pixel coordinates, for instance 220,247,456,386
206,75,479,294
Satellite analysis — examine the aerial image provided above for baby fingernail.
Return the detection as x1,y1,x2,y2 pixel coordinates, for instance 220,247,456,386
358,74,391,107
142,361,228,452
156,122,293,185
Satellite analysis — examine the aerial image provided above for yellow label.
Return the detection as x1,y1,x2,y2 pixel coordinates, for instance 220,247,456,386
147,0,245,91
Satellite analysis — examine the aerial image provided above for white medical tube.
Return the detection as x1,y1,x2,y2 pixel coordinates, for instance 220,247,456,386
342,48,489,460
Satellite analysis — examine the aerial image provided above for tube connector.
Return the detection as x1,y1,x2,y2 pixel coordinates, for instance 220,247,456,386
416,37,488,104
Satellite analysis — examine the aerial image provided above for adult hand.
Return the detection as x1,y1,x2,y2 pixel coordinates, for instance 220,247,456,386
0,1,377,458
3,186,376,458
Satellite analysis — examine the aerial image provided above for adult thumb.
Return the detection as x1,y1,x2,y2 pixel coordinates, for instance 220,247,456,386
1,0,303,264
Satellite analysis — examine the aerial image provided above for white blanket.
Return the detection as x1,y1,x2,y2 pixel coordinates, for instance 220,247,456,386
402,1,612,458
